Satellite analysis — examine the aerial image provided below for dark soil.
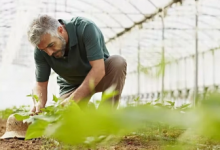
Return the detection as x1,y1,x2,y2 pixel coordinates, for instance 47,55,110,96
0,118,178,150
0,119,43,150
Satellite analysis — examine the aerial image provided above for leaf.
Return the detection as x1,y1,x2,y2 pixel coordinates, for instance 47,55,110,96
89,79,95,92
31,114,60,123
41,106,54,113
145,102,152,106
0,108,14,119
154,99,160,103
134,97,140,102
138,64,149,75
101,85,118,104
33,95,39,103
26,94,32,97
25,119,50,140
179,103,191,109
14,112,30,121
53,95,59,103
166,101,175,107
95,100,100,105
154,103,163,107
23,116,36,124
101,90,118,105
27,94,39,103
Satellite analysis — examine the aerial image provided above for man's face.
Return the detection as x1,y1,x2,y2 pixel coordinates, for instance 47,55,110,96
37,33,66,58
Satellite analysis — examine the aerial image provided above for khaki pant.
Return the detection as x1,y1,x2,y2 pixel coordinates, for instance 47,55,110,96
60,55,127,108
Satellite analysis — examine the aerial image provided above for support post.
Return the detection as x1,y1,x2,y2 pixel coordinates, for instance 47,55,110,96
194,0,199,106
161,9,165,103
137,26,141,97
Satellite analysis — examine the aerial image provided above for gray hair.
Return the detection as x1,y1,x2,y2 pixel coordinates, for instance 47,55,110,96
27,14,61,46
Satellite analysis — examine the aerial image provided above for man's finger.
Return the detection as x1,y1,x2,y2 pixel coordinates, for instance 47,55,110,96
30,106,36,113
60,101,65,107
36,106,41,114
60,100,69,107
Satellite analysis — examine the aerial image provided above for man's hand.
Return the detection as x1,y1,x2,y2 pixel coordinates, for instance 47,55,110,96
60,97,74,106
30,81,48,114
62,59,105,106
30,102,45,114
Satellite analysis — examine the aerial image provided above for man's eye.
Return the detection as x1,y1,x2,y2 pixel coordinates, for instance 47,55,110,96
49,44,54,47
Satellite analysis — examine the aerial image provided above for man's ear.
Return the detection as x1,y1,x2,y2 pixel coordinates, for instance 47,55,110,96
57,26,63,34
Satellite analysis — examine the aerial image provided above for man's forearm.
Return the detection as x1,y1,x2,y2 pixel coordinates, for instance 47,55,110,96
33,82,48,107
70,68,105,102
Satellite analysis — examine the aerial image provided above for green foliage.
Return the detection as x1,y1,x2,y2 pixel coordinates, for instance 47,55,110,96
25,119,50,140
156,53,166,78
177,103,191,110
4,91,220,149
134,97,140,102
0,96,185,144
0,105,30,119
27,94,39,102
53,94,60,103
0,108,14,119
193,93,220,140
166,101,175,107
14,112,30,121
137,63,149,74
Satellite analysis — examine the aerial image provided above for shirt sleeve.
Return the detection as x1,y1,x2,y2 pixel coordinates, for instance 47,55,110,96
34,48,51,82
82,23,104,61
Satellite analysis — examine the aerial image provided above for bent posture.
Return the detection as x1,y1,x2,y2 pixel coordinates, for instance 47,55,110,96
27,15,127,113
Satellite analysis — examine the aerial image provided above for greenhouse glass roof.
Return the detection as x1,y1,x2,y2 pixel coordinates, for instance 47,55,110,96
0,0,219,71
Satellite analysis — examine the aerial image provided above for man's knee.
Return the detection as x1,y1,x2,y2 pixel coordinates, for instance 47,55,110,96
107,55,127,70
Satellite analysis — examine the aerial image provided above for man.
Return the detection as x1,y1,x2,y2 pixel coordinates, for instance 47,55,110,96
27,15,127,113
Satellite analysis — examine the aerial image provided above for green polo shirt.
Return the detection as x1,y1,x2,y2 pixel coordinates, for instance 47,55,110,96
34,17,110,96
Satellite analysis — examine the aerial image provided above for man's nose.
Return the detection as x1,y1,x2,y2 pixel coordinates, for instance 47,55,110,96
46,48,54,56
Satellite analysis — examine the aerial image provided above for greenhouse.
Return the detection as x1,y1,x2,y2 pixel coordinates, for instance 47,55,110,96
1,0,220,149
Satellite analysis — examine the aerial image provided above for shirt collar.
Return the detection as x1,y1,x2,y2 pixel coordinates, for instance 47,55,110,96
58,19,78,48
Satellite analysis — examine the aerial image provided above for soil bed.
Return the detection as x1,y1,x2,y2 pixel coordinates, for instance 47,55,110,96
0,119,43,150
